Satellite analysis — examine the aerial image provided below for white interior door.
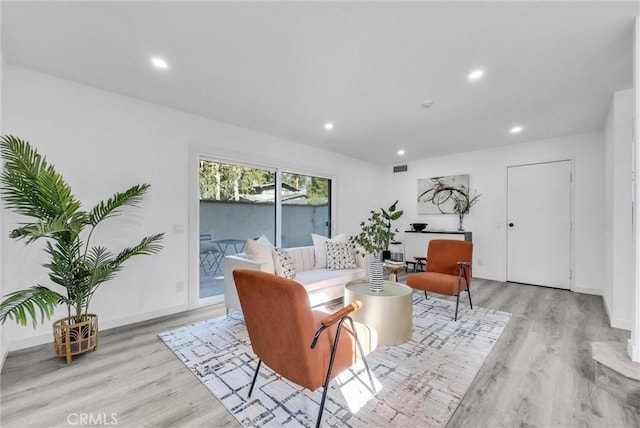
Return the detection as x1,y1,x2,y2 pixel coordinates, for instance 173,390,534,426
507,161,572,289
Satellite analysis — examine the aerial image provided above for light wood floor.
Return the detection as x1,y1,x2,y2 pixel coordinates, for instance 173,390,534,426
1,278,638,428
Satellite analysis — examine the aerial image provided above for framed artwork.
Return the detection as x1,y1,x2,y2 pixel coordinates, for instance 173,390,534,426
417,174,469,214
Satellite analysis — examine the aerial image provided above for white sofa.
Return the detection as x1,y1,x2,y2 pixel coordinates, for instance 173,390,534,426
224,245,368,313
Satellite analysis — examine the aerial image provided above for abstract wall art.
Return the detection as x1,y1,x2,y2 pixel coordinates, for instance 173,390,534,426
417,174,470,214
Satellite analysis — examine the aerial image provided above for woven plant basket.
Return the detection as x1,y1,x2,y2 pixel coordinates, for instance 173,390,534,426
53,314,98,364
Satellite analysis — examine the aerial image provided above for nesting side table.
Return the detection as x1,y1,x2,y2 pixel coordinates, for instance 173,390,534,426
384,261,406,282
344,279,413,346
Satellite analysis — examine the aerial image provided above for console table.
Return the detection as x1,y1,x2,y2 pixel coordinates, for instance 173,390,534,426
403,230,472,261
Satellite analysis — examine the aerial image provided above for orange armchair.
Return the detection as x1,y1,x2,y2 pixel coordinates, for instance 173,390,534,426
406,239,473,321
232,269,376,428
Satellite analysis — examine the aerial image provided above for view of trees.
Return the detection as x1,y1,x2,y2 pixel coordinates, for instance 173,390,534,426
199,160,329,205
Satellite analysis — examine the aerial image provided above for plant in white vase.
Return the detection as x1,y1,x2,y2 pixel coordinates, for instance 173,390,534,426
451,185,481,231
350,201,403,291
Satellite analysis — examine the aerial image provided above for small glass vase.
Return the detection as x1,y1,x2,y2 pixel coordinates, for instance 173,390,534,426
458,213,465,232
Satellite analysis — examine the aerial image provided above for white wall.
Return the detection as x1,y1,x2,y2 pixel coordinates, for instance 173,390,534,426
381,132,605,294
604,95,614,314
1,65,382,351
603,89,634,331
0,0,6,367
1,63,633,353
630,16,640,362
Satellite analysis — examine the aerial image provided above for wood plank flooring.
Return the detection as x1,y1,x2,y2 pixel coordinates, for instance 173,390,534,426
1,278,638,427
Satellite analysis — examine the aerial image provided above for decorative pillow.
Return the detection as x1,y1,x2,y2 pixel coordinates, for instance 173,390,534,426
245,234,275,273
272,247,296,279
326,242,356,270
312,233,347,268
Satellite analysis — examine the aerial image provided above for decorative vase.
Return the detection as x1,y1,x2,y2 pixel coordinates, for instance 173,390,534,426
53,314,98,364
458,213,465,231
369,254,384,292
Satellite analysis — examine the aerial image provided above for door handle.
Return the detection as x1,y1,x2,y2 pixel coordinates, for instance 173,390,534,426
508,222,514,227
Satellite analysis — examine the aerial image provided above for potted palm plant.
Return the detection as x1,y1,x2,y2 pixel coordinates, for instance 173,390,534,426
350,201,403,291
0,136,164,363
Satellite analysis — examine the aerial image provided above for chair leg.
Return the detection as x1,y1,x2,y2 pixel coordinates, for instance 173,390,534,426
466,279,473,309
314,316,377,427
316,384,330,428
316,317,350,428
348,318,376,394
454,293,460,321
248,359,262,397
424,290,428,300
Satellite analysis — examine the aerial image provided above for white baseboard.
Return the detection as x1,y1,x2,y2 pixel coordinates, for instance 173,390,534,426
6,303,190,352
610,316,633,332
99,303,190,331
473,273,504,282
0,348,7,371
628,339,640,363
7,331,55,351
602,294,613,325
572,286,603,296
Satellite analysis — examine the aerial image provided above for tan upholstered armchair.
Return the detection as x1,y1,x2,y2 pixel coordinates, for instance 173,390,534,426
406,239,473,321
232,269,377,428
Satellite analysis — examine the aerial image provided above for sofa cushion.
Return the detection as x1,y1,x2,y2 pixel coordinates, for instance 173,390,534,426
326,242,356,270
224,245,368,314
273,247,296,279
286,246,316,272
245,234,275,273
295,268,366,293
311,233,347,268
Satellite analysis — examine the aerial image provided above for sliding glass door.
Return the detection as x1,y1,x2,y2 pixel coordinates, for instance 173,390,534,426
280,172,331,247
199,160,275,299
198,158,332,300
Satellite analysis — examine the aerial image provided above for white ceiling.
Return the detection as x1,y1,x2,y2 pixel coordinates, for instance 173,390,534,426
1,1,638,164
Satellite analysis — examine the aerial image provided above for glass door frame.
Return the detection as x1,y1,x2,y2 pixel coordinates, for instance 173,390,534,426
189,145,336,308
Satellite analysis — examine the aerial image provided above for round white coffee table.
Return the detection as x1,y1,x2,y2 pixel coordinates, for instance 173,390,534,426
344,279,413,346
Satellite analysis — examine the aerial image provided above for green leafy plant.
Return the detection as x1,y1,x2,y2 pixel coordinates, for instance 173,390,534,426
350,201,404,255
0,135,164,327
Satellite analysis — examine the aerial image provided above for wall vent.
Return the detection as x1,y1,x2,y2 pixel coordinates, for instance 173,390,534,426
393,165,408,173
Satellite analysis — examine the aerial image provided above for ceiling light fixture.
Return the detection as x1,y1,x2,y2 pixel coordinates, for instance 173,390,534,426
324,122,334,131
420,100,435,109
151,57,169,70
468,69,484,81
510,125,523,134
397,149,405,156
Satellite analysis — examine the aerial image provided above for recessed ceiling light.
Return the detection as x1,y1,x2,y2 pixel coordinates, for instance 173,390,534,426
324,122,334,131
397,149,405,156
468,69,484,81
510,125,523,134
420,100,435,109
151,57,169,70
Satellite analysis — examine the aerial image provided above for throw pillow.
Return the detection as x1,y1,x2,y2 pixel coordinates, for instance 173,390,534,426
326,242,356,270
245,234,275,272
272,247,296,279
312,233,347,268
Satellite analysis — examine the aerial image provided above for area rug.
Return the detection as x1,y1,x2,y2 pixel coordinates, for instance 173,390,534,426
159,295,511,427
